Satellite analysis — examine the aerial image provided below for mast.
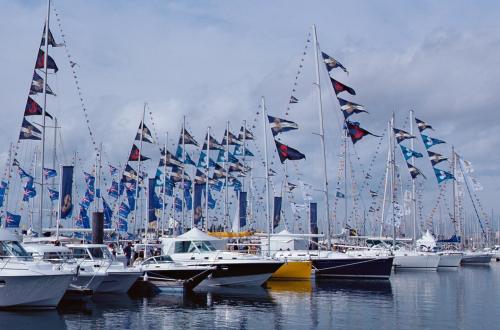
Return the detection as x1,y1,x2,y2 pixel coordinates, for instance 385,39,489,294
380,139,391,237
55,163,62,239
205,127,210,231
312,24,331,248
410,110,417,245
3,143,13,226
161,132,168,235
50,117,57,227
39,0,51,234
261,96,271,256
224,122,230,230
181,116,186,230
134,103,146,236
390,114,396,248
344,126,348,230
96,142,102,212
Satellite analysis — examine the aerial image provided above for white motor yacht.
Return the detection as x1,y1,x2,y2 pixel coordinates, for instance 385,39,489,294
23,243,105,294
160,228,283,287
0,230,73,309
66,244,141,294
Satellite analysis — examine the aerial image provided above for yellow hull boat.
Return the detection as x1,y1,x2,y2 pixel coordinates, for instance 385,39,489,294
271,260,312,280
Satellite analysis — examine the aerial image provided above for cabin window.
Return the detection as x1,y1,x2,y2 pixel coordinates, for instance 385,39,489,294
0,241,32,260
71,248,92,260
174,241,216,253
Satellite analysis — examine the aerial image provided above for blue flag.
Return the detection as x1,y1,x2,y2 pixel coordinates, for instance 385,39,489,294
400,145,423,160
422,134,446,149
273,196,282,229
117,218,128,232
43,168,57,179
434,167,455,184
5,212,21,228
174,197,183,212
60,166,74,219
108,180,119,199
103,198,113,229
239,191,247,228
118,202,131,219
76,207,90,229
48,188,59,201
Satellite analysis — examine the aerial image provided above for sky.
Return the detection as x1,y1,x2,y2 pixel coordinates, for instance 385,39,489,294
0,0,499,234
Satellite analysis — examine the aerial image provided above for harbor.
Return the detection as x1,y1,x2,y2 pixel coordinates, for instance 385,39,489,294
1,0,500,329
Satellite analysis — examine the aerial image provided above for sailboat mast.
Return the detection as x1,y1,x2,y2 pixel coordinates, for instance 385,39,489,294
242,120,247,191
39,0,51,234
312,24,331,248
410,110,417,244
224,121,230,230
50,117,57,227
390,114,396,248
162,132,168,235
134,103,146,236
344,127,348,229
205,127,210,231
261,96,271,255
180,117,187,231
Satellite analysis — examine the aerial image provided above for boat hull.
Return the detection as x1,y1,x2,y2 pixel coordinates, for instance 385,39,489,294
0,274,72,309
96,271,141,294
144,268,213,291
271,261,312,280
72,273,106,292
393,254,440,270
196,262,283,288
461,254,491,264
313,257,394,279
438,254,462,268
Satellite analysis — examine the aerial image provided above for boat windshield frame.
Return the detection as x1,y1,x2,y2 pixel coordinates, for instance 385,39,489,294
142,255,174,265
174,240,217,254
0,240,33,260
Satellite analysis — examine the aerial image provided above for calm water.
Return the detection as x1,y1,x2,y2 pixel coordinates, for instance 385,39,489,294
1,263,499,329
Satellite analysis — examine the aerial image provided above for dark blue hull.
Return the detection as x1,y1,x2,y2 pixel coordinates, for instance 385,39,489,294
313,257,394,279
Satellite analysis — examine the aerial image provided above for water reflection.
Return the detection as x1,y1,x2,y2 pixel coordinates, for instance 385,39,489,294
314,279,393,296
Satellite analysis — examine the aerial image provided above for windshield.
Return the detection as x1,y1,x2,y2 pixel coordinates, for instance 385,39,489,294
174,240,216,253
143,255,173,265
88,247,113,260
0,241,32,260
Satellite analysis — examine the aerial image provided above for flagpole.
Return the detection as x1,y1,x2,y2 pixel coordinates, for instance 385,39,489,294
134,103,146,237
56,164,62,240
224,121,230,230
261,96,271,256
344,126,348,230
181,116,186,231
242,120,247,191
161,132,168,236
312,24,331,249
390,113,396,248
39,0,51,235
410,109,417,245
3,143,13,227
205,127,210,231
50,117,57,227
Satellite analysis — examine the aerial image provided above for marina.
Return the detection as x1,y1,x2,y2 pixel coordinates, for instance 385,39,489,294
1,0,500,329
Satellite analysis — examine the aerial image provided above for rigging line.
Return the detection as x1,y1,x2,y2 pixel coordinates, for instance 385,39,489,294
52,2,98,154
458,159,487,238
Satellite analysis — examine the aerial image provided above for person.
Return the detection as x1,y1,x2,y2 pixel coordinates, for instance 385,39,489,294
108,243,116,259
124,242,132,266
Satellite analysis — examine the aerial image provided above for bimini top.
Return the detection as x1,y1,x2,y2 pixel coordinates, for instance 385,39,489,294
175,227,221,242
0,229,20,242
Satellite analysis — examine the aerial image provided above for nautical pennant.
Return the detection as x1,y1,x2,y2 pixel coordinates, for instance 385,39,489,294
41,24,63,47
346,121,379,144
129,144,150,161
195,169,208,184
19,118,42,140
337,97,367,119
406,162,426,179
135,122,154,143
267,115,299,136
234,145,254,157
18,166,32,179
400,145,423,160
238,127,254,141
330,77,356,95
202,134,224,151
30,71,55,95
393,128,415,144
123,164,138,181
160,148,183,167
24,97,53,119
213,163,227,179
178,128,199,146
35,49,59,73
421,134,445,149
118,202,131,218
102,198,113,229
415,118,433,132
427,151,448,166
433,167,455,184
109,165,118,176
221,130,243,145
321,52,348,74
108,180,119,199
274,140,306,163
289,96,299,104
